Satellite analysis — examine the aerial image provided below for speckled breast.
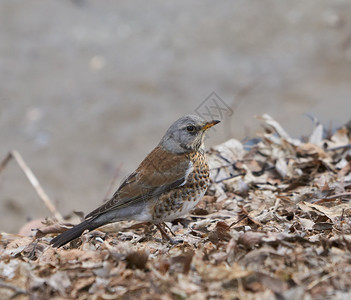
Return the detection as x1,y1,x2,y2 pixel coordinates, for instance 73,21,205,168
151,150,210,222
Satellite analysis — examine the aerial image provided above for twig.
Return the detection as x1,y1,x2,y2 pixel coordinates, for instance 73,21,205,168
214,173,245,184
210,163,236,171
326,144,351,152
0,150,63,222
313,193,351,204
163,222,176,236
213,165,275,183
307,272,337,290
0,152,12,173
324,192,351,200
229,215,248,228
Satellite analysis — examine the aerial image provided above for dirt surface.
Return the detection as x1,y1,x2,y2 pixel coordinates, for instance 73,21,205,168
1,0,351,232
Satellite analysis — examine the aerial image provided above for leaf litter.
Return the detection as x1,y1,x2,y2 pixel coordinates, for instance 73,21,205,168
1,115,351,299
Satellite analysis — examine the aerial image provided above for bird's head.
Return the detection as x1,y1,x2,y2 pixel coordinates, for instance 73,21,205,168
160,115,220,153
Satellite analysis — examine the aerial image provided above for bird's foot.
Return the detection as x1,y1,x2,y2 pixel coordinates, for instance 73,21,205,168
155,223,182,244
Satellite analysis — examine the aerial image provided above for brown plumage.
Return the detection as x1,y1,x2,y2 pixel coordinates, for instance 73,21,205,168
50,115,219,247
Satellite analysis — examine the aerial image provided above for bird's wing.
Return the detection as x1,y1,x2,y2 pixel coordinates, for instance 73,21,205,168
85,146,191,219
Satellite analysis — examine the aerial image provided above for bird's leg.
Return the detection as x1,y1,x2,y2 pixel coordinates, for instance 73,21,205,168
163,222,176,237
155,223,178,244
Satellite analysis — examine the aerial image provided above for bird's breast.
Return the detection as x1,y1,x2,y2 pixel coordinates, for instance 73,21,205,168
150,151,210,222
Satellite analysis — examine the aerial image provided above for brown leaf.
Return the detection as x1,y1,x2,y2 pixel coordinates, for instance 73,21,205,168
313,222,333,231
35,223,75,238
18,219,48,236
299,201,351,221
208,221,232,244
170,250,194,274
296,143,328,158
125,251,148,270
70,276,95,298
22,241,46,260
245,272,288,294
191,207,209,216
237,231,267,249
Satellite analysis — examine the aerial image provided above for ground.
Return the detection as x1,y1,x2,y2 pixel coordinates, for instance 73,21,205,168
2,0,351,233
1,116,351,299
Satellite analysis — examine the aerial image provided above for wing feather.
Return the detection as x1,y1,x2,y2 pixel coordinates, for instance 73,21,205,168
85,146,190,219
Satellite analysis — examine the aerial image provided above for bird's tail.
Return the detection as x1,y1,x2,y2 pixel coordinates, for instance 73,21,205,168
50,219,102,247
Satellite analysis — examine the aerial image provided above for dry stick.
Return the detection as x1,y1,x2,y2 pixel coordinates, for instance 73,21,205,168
324,192,351,200
326,143,351,151
0,152,12,173
307,272,338,290
229,214,248,228
214,173,244,184
0,150,63,222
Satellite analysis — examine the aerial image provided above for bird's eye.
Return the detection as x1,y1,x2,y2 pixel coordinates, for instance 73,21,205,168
186,125,195,132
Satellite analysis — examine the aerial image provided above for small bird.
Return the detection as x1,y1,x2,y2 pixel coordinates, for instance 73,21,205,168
51,115,220,247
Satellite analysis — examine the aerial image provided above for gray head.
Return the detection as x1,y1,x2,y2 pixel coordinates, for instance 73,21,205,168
159,115,220,153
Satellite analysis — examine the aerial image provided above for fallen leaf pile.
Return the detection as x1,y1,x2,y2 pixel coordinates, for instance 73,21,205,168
1,115,351,299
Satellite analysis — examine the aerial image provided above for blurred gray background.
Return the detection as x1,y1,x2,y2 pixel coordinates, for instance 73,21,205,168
1,0,351,232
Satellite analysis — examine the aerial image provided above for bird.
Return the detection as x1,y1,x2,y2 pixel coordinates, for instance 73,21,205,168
50,115,220,247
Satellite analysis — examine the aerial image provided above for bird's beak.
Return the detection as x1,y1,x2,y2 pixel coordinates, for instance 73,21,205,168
202,120,220,130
